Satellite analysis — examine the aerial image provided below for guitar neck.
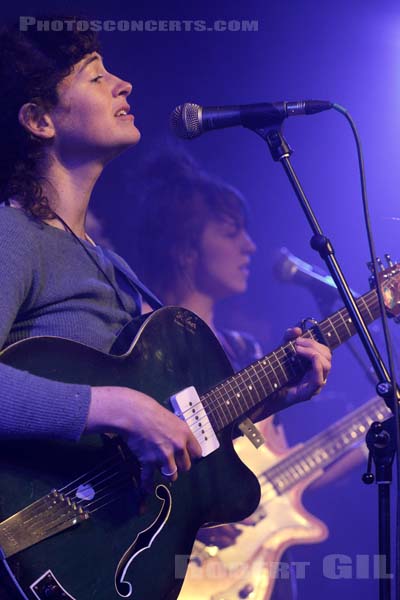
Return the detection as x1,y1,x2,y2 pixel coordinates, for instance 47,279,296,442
201,287,380,432
263,395,391,494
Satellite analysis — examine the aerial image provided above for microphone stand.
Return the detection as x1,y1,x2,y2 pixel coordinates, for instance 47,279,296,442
252,123,396,600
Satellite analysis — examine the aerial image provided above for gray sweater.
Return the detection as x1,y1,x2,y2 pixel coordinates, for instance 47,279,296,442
0,206,141,441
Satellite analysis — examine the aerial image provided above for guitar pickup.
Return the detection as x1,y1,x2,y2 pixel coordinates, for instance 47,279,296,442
170,387,220,457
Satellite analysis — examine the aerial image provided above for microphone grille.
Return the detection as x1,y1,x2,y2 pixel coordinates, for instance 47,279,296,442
170,103,202,139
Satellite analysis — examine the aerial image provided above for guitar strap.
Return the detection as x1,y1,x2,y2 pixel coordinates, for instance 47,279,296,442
103,248,163,311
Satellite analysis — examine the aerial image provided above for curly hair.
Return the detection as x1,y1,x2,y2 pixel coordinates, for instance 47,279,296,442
0,22,100,218
132,151,249,300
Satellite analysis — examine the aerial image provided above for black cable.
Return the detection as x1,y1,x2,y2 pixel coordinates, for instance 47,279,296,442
333,103,400,597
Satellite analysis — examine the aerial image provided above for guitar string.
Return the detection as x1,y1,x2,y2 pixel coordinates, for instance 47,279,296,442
10,308,385,546
194,340,302,427
266,405,376,487
80,478,137,513
50,342,315,506
270,400,386,486
23,396,386,536
197,294,380,428
244,396,389,506
186,345,320,432
261,397,389,494
14,465,138,536
203,325,341,415
172,290,379,432
20,395,385,538
60,296,382,506
18,388,387,535
57,454,122,494
79,390,388,524
32,394,386,524
74,467,130,498
63,465,138,509
21,388,239,526
15,293,382,532
61,459,133,493
164,293,380,490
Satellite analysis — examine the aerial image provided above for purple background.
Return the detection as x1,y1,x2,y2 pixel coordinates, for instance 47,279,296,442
5,1,400,598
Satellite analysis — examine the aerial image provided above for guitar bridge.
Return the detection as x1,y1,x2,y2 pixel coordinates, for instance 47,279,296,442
0,490,89,558
170,387,220,457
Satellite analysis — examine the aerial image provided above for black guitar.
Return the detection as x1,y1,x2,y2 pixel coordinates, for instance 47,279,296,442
0,263,398,600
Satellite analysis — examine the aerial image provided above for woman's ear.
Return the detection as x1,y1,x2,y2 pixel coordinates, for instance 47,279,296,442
18,103,55,140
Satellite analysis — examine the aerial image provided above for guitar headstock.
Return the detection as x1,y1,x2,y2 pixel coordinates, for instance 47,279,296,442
369,255,400,318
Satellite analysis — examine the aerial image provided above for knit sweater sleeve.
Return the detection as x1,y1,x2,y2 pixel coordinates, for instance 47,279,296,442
0,209,91,441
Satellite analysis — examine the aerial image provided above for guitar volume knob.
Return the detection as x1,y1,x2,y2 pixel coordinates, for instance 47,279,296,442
384,253,394,268
43,585,59,598
238,583,254,598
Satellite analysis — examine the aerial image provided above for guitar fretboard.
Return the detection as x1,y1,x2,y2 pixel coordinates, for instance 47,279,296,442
201,287,381,432
263,396,391,495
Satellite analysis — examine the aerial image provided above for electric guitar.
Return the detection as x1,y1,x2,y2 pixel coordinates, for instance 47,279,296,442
178,394,391,600
0,263,398,600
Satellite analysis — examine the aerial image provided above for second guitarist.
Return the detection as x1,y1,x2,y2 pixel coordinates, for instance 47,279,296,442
130,150,324,599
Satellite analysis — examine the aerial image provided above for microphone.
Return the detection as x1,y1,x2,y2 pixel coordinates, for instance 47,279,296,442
275,247,359,306
171,100,333,139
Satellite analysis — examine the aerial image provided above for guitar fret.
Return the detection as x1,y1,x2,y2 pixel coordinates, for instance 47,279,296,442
338,311,352,337
220,384,241,425
221,383,241,421
265,397,390,494
259,357,276,394
199,278,392,434
271,351,288,385
281,347,298,380
208,387,223,429
359,294,374,321
233,380,250,411
322,316,342,347
280,350,297,379
236,372,253,414
285,341,305,380
266,357,280,388
243,369,263,402
206,388,225,430
288,466,300,480
259,358,277,394
248,364,265,402
223,378,240,419
299,459,311,473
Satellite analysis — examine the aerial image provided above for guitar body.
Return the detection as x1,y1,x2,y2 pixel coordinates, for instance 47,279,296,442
0,308,261,600
179,431,328,600
178,394,391,599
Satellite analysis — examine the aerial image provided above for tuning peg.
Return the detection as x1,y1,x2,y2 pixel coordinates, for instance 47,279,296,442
367,261,375,289
384,253,394,268
367,258,384,272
